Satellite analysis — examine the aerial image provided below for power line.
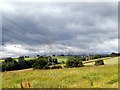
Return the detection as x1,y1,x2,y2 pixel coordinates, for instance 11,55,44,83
2,15,55,52
2,16,44,44
2,15,27,33
2,27,29,44
2,15,54,41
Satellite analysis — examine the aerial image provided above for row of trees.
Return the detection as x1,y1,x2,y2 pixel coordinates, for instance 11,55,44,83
2,57,34,71
1,56,58,72
1,54,105,72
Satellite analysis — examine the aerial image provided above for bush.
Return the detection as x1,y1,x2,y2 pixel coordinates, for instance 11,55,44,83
94,59,104,66
32,59,47,69
110,52,117,57
18,60,29,69
18,56,32,69
52,58,58,64
38,56,46,60
2,62,6,72
47,56,52,62
43,65,50,69
80,57,86,61
2,60,20,71
27,60,36,68
64,65,67,68
66,56,83,68
51,65,62,69
62,61,65,64
18,56,24,61
5,57,13,63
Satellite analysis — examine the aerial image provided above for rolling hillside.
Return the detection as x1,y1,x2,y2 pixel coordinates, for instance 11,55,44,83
1,57,118,88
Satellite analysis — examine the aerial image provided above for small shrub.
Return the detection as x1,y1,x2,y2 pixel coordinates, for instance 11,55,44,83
51,65,62,69
94,59,104,66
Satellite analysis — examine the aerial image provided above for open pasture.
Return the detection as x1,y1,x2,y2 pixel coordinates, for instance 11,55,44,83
1,57,118,88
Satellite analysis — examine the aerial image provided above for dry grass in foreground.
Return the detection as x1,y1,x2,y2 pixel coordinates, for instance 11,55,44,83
1,64,118,88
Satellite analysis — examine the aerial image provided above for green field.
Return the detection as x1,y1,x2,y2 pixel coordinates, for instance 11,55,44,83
1,57,118,88
0,60,4,62
52,56,68,62
84,57,118,65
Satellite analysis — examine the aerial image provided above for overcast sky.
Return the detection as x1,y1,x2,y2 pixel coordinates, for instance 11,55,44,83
1,2,118,58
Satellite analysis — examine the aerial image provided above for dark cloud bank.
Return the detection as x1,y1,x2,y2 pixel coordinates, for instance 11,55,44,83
1,2,118,57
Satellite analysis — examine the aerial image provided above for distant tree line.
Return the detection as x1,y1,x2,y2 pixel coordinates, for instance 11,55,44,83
1,52,118,72
110,52,120,57
1,56,58,72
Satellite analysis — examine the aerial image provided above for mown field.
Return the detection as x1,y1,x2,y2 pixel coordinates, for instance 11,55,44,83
1,57,118,88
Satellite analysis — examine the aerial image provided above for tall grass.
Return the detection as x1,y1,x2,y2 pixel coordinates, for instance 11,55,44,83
1,64,118,88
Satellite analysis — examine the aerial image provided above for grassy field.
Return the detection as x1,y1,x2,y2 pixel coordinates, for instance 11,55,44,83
1,57,118,88
52,56,68,62
84,57,118,65
0,60,4,62
1,65,118,88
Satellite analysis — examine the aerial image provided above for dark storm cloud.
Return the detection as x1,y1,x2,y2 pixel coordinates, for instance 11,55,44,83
1,2,118,57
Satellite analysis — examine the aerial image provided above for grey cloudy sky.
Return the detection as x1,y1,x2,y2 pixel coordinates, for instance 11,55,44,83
1,2,118,57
